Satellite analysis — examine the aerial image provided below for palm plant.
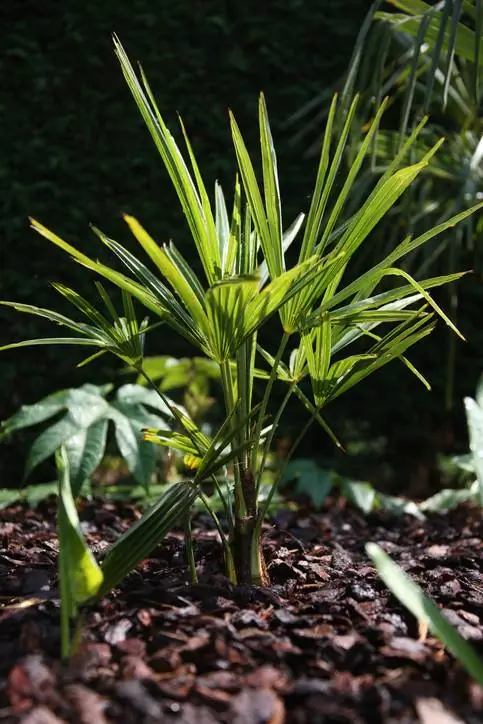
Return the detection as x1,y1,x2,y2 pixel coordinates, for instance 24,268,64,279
289,0,483,409
1,36,481,588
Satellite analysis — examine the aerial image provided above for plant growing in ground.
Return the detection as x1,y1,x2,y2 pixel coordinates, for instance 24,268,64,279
55,444,198,657
1,37,482,590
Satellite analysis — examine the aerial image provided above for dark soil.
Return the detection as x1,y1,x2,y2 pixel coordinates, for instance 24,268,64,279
0,496,482,723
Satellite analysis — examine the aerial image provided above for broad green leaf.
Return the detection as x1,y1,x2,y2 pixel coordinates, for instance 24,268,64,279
418,481,480,512
25,390,109,479
135,356,220,391
108,403,163,488
26,481,59,506
0,483,60,510
339,479,377,514
463,396,483,505
366,543,483,686
281,459,333,509
64,419,109,498
205,276,259,362
115,383,175,417
0,489,22,509
377,492,425,519
379,1,483,65
0,388,81,439
56,447,103,609
135,355,183,384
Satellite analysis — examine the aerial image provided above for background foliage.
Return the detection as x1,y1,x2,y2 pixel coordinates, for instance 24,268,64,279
1,0,481,487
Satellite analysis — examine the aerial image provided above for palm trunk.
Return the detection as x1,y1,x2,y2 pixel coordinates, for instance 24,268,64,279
232,467,269,586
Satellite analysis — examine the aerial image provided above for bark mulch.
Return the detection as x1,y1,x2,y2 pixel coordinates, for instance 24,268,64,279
0,496,482,723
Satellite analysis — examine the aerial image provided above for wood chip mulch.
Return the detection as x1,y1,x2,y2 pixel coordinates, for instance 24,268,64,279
0,496,482,723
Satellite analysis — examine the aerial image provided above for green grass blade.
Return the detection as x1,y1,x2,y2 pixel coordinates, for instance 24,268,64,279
300,94,338,261
366,543,483,686
30,219,168,323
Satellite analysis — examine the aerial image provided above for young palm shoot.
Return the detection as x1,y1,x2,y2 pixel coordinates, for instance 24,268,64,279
2,37,482,588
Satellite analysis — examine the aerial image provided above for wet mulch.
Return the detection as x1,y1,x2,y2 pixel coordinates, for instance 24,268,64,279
0,497,482,724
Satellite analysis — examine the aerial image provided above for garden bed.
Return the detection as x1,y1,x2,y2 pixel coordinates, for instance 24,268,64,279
0,497,482,723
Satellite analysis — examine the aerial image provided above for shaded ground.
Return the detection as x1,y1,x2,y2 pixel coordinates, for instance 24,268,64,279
0,496,482,723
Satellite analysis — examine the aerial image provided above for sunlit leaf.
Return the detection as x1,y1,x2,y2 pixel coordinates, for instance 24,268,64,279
367,542,483,686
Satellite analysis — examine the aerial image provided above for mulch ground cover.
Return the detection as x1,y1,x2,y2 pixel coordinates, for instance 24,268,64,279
0,495,482,724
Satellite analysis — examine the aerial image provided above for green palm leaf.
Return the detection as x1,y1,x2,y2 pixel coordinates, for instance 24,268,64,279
113,36,221,285
99,481,199,596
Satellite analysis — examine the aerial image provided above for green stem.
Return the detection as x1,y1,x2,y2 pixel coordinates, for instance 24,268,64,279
140,362,237,581
250,332,290,473
220,361,244,518
236,337,256,470
70,610,86,656
58,542,71,659
255,381,297,495
137,364,209,460
199,491,236,583
209,472,234,536
256,410,318,528
184,514,198,584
